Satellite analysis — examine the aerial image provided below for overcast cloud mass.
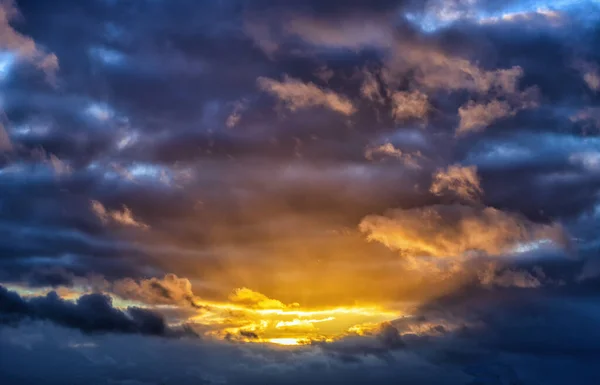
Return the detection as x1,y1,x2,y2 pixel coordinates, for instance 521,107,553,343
1,0,600,384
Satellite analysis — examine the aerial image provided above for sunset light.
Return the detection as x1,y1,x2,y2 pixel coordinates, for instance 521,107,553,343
1,0,598,384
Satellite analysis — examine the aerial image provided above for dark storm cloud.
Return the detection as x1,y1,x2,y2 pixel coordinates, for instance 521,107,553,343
405,286,600,360
0,321,472,385
313,322,405,363
3,284,600,385
0,284,167,335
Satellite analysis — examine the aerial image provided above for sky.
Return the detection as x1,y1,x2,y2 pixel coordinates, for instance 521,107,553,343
0,0,600,384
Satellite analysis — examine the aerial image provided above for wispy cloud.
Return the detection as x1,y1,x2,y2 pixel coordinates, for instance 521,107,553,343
258,75,356,115
90,200,149,230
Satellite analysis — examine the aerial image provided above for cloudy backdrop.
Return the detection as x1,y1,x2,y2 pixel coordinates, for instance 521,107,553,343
1,0,600,384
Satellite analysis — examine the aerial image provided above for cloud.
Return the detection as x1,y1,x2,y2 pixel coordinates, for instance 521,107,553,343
283,14,394,50
359,204,565,259
228,287,288,310
107,274,199,308
575,61,600,92
360,69,385,104
390,90,430,121
457,89,539,134
257,75,356,115
385,44,526,95
571,107,600,129
0,122,11,151
430,165,483,202
226,99,248,128
457,99,514,134
365,143,423,169
479,8,569,28
2,1,600,383
30,148,72,176
314,322,404,362
245,12,395,55
0,285,167,336
0,0,58,82
478,264,545,288
584,72,600,92
90,200,149,229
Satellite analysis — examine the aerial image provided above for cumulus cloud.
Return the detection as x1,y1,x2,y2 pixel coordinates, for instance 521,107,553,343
361,70,430,121
385,44,525,95
359,204,565,259
90,200,149,229
390,90,430,121
457,99,514,134
108,274,199,308
365,143,423,169
258,75,356,115
430,165,482,202
0,0,58,82
228,287,288,310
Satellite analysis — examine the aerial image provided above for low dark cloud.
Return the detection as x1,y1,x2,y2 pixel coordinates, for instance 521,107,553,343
0,285,167,336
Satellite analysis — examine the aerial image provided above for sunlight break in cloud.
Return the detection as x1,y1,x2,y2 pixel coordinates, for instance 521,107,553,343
257,75,356,115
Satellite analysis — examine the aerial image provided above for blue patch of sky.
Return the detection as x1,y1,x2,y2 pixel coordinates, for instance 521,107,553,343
406,0,598,32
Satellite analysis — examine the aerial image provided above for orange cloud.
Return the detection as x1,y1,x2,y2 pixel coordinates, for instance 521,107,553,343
430,165,482,202
359,204,565,259
457,100,515,134
390,90,430,121
365,143,423,169
257,75,356,115
109,274,198,307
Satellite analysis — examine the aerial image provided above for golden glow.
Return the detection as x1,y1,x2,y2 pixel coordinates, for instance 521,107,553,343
275,317,335,328
5,283,403,344
267,338,305,346
187,288,401,343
